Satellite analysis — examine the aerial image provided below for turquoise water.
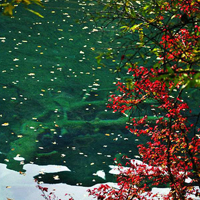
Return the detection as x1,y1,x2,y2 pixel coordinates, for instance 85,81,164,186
0,0,141,186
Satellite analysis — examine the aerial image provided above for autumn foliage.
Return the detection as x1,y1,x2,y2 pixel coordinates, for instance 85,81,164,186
36,0,199,199
88,0,200,199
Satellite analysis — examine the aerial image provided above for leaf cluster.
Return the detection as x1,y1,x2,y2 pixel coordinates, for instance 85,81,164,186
0,0,44,17
87,0,200,199
86,0,200,88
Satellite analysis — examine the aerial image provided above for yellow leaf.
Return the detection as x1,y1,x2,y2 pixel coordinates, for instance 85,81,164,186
0,3,10,6
31,0,44,7
3,4,15,16
26,8,44,18
23,0,31,5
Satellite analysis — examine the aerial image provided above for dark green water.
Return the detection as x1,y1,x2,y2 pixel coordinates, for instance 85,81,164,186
0,0,141,186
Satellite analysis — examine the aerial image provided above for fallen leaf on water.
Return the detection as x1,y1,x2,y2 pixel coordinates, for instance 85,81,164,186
2,122,9,126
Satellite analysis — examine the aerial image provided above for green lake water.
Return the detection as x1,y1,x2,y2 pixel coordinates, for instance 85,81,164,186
0,0,142,186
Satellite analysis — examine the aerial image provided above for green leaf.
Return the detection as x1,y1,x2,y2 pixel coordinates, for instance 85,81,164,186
166,66,174,74
130,24,141,33
95,53,104,64
153,62,160,69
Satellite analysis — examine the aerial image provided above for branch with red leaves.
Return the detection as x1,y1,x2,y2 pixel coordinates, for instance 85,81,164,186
87,0,200,199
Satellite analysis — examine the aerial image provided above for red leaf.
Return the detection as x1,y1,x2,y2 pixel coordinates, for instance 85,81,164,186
121,55,125,61
42,187,48,192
